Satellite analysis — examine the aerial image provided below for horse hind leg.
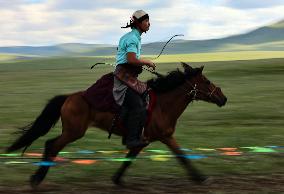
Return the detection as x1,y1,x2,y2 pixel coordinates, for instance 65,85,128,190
30,123,88,188
29,92,90,188
30,136,60,188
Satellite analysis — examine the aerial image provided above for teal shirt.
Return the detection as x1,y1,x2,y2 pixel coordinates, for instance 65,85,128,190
116,28,141,65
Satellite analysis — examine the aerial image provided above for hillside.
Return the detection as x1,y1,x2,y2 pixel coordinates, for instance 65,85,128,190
0,19,283,57
144,19,284,55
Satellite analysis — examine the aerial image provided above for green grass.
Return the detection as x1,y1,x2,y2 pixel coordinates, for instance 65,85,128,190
0,54,18,62
145,51,284,63
0,56,283,185
2,50,284,64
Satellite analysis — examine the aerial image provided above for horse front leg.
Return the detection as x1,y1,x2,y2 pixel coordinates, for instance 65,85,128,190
161,136,207,183
112,147,144,185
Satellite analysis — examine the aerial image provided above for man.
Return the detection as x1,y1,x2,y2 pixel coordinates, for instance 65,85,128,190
114,10,155,149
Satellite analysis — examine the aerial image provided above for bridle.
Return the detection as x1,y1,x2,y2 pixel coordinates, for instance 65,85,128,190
208,86,217,98
181,81,218,101
186,83,198,100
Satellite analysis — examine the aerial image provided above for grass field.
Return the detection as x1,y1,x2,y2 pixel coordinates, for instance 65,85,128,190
0,54,283,192
146,51,284,63
0,54,18,62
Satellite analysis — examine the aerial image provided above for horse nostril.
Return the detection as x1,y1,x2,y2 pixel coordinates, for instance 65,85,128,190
224,97,227,104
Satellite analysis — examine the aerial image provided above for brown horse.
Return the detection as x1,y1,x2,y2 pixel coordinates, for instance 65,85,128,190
6,63,227,187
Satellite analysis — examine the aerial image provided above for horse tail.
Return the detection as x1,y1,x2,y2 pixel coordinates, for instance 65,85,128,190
6,95,68,153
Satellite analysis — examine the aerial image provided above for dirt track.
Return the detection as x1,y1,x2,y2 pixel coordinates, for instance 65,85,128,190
0,173,283,194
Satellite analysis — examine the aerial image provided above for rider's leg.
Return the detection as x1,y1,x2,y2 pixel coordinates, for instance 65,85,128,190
123,88,148,149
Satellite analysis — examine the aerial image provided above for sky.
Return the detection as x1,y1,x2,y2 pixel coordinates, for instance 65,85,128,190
0,0,284,46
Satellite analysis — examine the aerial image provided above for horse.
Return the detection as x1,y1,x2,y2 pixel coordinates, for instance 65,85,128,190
6,62,227,188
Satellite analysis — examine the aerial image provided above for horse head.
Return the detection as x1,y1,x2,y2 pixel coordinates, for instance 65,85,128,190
181,62,227,107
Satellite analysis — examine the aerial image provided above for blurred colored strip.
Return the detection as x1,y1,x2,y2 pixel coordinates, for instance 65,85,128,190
72,160,97,165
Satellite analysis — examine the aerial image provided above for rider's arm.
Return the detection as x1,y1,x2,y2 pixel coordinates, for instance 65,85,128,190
127,52,155,70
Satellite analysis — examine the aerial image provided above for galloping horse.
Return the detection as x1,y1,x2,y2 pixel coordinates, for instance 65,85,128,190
6,63,227,187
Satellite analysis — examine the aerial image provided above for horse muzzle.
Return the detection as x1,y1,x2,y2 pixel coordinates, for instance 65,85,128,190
216,96,227,107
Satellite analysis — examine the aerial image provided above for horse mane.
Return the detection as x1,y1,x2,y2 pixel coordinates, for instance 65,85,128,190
147,69,186,93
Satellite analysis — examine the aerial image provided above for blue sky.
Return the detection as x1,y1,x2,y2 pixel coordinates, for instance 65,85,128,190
0,0,283,46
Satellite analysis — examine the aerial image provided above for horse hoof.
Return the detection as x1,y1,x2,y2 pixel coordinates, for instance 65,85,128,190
111,174,124,186
191,175,209,184
30,174,43,189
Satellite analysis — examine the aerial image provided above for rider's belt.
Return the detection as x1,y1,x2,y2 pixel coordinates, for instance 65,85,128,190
114,64,147,94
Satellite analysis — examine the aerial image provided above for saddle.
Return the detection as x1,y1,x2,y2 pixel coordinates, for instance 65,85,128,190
82,72,157,137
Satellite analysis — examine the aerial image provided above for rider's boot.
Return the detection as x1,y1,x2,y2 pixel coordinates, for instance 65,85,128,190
125,108,149,149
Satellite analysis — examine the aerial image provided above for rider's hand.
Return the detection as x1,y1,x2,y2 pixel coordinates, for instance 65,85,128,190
144,60,156,70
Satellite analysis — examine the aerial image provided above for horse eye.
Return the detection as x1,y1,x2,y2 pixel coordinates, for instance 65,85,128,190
206,80,210,85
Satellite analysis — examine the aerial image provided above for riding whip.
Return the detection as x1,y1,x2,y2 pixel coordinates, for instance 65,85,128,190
90,34,184,77
151,34,184,60
91,62,163,77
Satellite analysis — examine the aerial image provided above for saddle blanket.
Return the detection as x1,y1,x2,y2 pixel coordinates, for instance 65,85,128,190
82,72,157,126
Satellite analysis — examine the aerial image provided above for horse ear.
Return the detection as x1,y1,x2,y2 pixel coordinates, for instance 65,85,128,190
181,62,193,72
194,66,204,75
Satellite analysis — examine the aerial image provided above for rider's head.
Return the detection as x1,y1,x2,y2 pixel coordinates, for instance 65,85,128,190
122,10,150,33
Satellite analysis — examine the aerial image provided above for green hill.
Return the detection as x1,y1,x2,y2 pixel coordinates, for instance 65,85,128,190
0,19,283,57
144,19,284,55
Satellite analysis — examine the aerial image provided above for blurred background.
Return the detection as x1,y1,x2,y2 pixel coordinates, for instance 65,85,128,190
0,0,283,193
